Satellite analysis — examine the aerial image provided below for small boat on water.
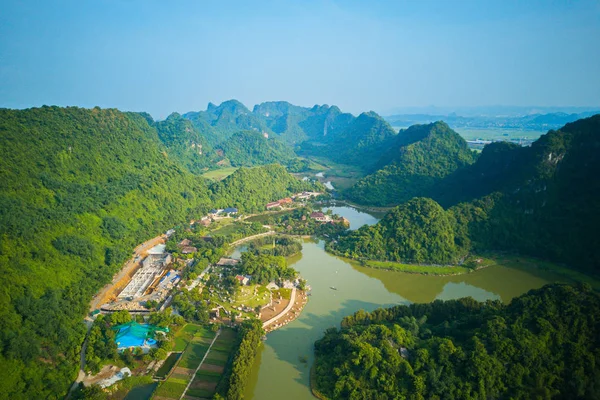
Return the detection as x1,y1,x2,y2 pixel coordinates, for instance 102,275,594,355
330,286,337,291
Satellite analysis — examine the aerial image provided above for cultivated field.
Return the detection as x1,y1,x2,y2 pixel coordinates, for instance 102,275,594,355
183,327,237,400
152,324,216,400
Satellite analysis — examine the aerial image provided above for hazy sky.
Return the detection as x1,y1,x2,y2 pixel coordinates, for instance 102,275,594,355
1,0,599,119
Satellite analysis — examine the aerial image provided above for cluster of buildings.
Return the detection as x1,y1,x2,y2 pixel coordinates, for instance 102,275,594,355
266,191,322,210
209,207,238,217
310,212,350,226
177,238,197,254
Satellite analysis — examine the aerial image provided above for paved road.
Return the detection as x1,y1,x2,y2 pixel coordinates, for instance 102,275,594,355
263,287,297,328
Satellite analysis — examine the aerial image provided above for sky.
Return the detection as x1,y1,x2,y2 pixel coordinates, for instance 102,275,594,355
1,0,599,119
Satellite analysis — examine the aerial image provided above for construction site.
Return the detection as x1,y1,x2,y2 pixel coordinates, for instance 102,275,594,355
90,234,180,313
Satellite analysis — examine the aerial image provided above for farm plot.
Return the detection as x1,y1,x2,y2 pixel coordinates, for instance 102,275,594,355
153,324,216,400
181,327,237,400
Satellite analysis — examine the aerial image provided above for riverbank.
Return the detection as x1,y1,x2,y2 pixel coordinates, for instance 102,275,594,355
325,247,476,276
262,289,308,333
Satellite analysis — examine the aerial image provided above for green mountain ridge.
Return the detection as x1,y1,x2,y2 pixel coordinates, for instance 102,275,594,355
336,114,600,274
345,121,477,206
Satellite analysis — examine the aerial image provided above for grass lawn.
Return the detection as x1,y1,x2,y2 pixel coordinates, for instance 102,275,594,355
179,341,211,369
194,371,222,382
153,379,187,399
172,324,213,352
210,222,259,237
204,350,229,365
186,387,214,398
365,260,471,276
154,352,181,379
232,285,270,308
272,288,292,300
201,167,239,181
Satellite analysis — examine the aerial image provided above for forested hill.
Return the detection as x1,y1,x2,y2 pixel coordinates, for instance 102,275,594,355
183,100,270,146
334,114,600,274
0,106,318,399
314,283,600,399
182,100,397,168
344,121,476,206
153,112,218,174
217,130,296,167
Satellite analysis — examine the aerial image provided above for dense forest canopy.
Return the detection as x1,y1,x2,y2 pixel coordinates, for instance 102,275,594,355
345,122,477,206
217,130,296,167
331,198,463,265
335,115,600,274
0,106,319,399
314,284,600,400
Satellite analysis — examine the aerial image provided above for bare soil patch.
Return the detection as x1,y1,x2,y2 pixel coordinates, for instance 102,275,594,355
199,363,224,373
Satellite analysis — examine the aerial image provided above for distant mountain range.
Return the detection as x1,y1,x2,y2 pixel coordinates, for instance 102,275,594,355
178,100,399,170
384,110,600,131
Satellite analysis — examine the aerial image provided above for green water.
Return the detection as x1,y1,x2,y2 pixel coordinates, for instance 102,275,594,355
242,207,570,399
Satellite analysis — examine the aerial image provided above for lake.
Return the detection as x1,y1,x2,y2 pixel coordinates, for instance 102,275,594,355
243,206,570,399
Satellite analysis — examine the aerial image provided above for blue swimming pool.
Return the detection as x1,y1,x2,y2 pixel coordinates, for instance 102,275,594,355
114,322,164,349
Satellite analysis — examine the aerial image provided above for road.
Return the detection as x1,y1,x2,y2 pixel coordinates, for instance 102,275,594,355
263,287,297,328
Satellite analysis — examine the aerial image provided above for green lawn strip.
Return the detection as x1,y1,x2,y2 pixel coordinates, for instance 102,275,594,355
178,342,211,369
365,260,470,275
194,371,222,383
154,380,188,399
196,369,222,378
154,352,181,379
204,351,229,365
172,323,211,351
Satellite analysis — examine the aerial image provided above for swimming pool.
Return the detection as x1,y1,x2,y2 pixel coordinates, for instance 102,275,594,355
114,322,163,349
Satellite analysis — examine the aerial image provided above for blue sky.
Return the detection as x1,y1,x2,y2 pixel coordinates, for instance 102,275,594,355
1,0,599,119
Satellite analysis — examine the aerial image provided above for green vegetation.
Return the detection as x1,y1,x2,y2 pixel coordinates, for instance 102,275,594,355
339,115,600,275
313,283,600,399
238,252,298,284
210,164,323,213
247,235,303,257
154,112,218,174
153,378,187,399
154,353,180,379
0,106,321,399
331,198,463,265
201,167,239,181
345,121,476,206
362,260,471,276
218,130,296,167
215,319,264,400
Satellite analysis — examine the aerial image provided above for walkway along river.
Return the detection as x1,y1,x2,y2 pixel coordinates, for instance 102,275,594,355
242,205,575,399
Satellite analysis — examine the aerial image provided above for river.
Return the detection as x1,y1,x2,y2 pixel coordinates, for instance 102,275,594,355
243,206,570,399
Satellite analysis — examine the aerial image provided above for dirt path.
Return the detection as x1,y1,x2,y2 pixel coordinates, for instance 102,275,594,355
89,235,165,311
